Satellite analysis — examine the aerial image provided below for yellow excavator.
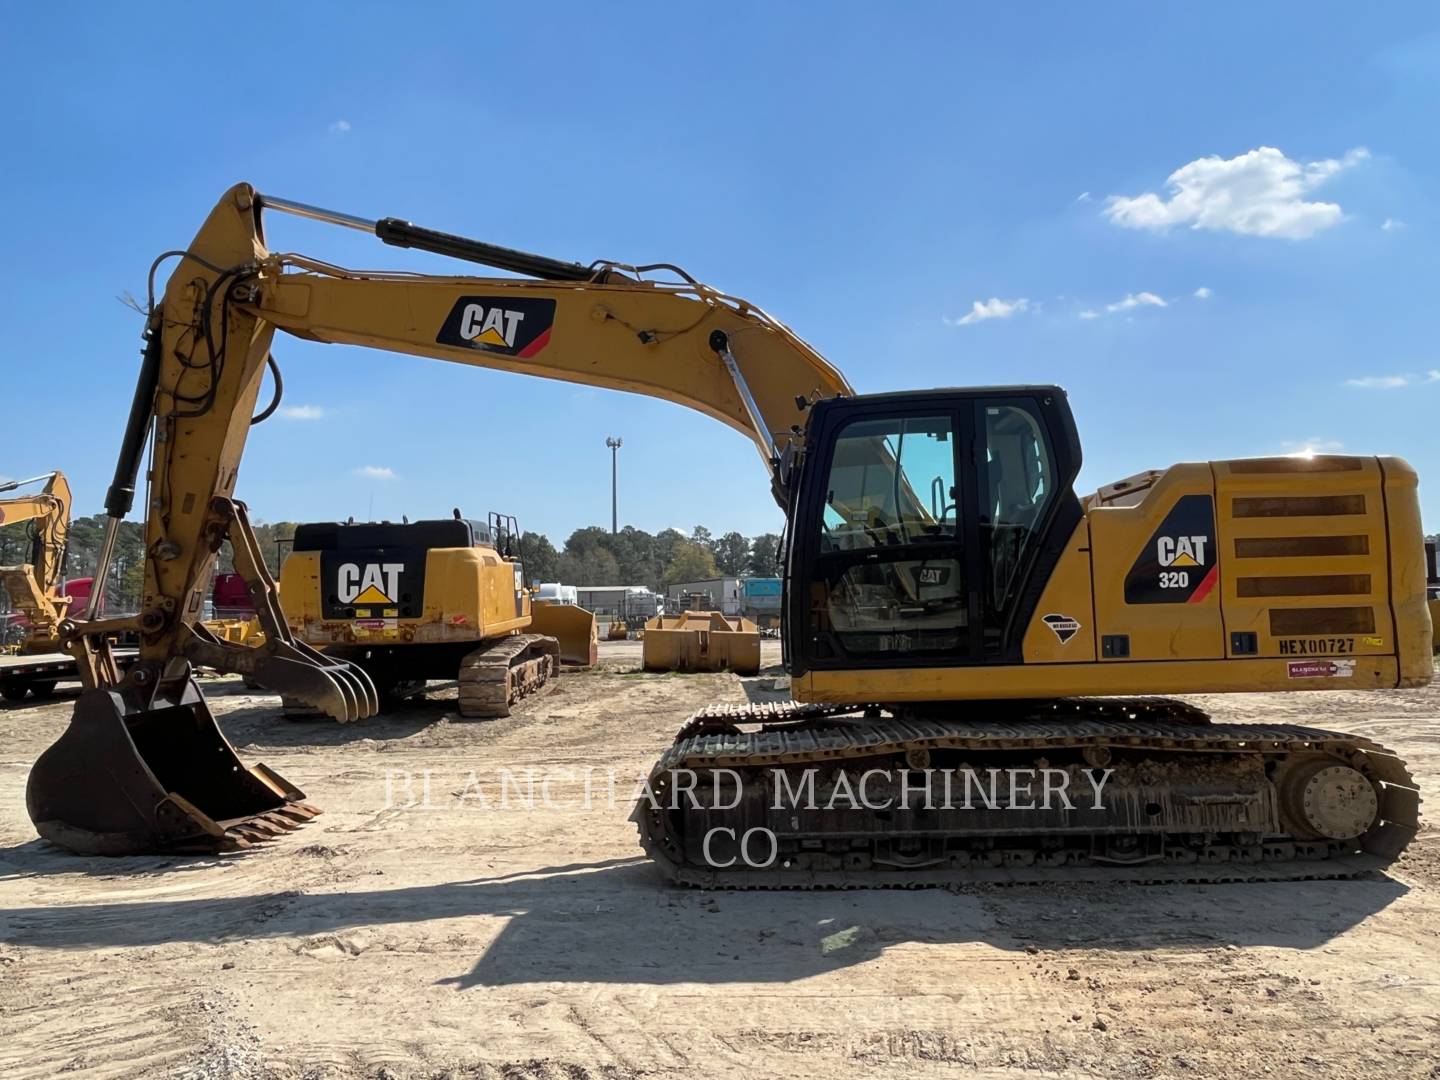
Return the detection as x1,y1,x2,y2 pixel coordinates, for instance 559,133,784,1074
278,511,596,715
0,471,74,654
27,185,1429,882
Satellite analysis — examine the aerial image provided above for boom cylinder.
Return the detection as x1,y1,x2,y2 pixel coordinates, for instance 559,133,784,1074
256,192,593,281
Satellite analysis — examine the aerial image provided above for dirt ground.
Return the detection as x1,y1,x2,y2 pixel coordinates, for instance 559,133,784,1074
2,643,1438,1080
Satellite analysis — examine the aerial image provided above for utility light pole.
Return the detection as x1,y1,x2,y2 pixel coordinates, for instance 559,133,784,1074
606,436,622,534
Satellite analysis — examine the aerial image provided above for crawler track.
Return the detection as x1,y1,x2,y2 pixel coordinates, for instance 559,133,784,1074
634,699,1420,888
457,633,559,718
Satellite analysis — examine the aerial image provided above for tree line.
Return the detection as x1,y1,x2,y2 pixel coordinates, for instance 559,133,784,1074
521,525,781,590
1,514,780,614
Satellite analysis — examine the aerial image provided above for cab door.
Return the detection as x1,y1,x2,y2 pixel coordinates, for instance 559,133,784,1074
788,388,1082,673
793,403,977,668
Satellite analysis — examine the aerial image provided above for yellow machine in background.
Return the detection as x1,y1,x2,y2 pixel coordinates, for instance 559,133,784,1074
643,611,761,674
28,185,1429,881
0,471,73,652
279,512,595,715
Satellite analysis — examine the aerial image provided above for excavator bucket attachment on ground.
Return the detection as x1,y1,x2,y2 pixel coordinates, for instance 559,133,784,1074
26,674,317,855
642,612,761,674
529,602,599,667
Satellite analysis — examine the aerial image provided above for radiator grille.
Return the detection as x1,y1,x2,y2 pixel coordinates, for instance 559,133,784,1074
1232,494,1366,518
1233,535,1369,558
1269,607,1376,635
1238,574,1371,598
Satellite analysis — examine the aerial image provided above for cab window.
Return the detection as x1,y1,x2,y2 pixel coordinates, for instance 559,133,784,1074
819,416,957,550
812,415,966,657
982,403,1056,647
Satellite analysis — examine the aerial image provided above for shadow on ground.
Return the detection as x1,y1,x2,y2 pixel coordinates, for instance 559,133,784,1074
0,849,1408,986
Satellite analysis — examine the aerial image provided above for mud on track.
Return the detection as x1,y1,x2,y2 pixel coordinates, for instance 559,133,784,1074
2,643,1437,1079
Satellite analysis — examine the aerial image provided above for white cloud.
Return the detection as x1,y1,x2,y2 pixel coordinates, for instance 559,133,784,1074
1106,291,1167,313
329,119,352,134
1343,371,1440,390
353,465,396,480
1077,291,1168,320
1104,146,1370,240
279,404,326,420
1193,286,1212,299
943,297,1031,326
1075,191,1092,203
1381,217,1406,232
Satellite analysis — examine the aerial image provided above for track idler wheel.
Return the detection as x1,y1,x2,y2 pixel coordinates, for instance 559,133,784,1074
26,674,317,855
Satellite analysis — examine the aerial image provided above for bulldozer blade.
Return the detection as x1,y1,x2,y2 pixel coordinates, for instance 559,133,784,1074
26,676,316,855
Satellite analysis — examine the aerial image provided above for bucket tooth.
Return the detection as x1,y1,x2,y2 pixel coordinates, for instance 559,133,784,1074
26,675,316,856
274,801,321,821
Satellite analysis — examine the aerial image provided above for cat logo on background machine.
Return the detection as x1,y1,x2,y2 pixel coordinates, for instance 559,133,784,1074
318,549,425,622
337,562,404,606
1124,494,1218,604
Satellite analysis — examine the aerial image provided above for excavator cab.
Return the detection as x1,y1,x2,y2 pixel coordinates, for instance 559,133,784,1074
784,387,1081,672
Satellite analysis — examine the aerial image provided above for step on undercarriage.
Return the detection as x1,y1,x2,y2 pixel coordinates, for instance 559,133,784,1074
633,699,1421,889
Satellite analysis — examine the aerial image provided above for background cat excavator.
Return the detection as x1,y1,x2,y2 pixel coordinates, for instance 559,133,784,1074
278,510,597,716
26,184,1430,883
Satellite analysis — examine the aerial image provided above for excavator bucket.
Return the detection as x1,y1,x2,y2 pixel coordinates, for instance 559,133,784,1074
529,602,599,667
642,611,762,675
26,674,317,855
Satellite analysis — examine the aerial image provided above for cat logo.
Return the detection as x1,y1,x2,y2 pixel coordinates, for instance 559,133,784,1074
1125,494,1216,605
459,303,526,349
435,296,557,358
1157,534,1208,568
338,562,404,606
918,566,947,585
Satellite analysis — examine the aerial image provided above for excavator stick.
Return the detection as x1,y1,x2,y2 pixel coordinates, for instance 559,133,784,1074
26,674,317,855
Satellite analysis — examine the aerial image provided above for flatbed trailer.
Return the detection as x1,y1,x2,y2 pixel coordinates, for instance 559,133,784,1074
0,650,137,703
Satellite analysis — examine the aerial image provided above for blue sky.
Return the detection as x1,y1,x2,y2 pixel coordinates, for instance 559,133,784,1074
4,5,1438,540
